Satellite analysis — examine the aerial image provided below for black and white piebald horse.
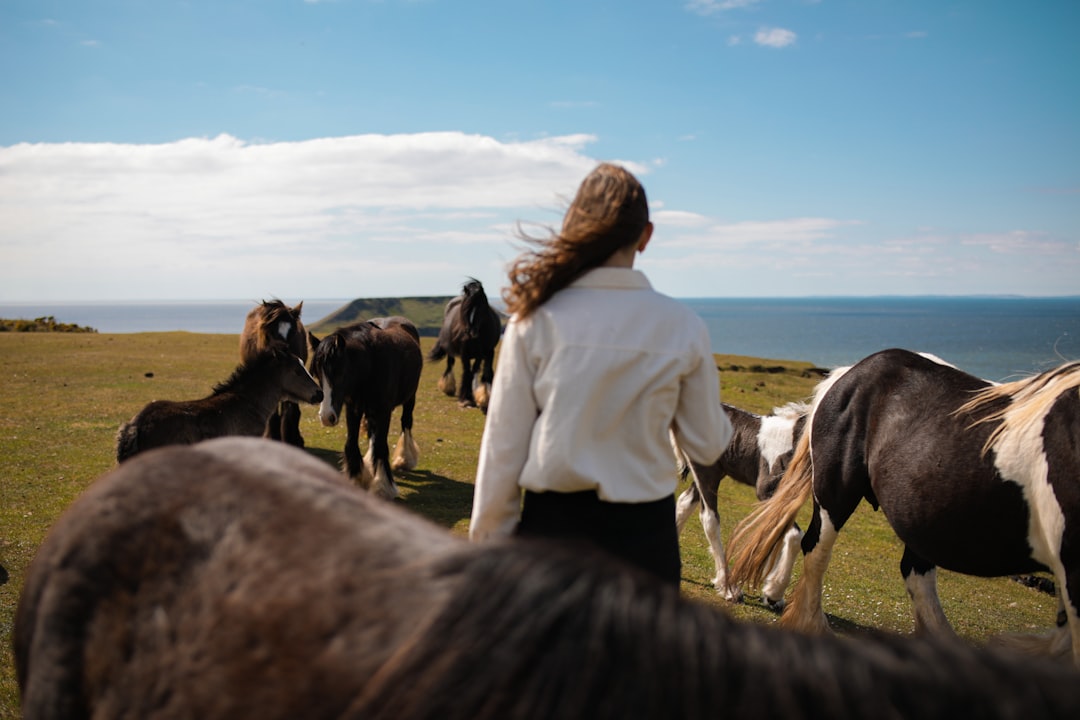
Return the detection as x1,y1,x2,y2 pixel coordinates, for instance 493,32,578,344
730,348,1080,667
673,401,809,604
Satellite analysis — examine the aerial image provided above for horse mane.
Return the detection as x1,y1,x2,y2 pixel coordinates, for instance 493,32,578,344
957,360,1080,454
459,278,491,338
350,538,1078,720
213,343,290,395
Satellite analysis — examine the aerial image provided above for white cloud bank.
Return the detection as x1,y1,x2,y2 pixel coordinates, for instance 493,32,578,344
0,133,614,300
2,132,1074,301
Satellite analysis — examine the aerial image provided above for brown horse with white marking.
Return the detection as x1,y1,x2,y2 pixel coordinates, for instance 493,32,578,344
309,317,422,499
239,299,311,446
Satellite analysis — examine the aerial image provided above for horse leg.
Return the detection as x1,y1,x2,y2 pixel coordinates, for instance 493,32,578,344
264,408,283,442
391,396,420,472
900,546,955,636
458,354,477,408
437,357,457,397
674,484,700,533
781,503,837,634
761,523,804,612
279,400,304,447
343,404,368,484
474,350,494,412
367,412,397,500
687,462,740,601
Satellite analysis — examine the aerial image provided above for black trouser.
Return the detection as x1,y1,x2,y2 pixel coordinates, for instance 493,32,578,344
517,490,681,588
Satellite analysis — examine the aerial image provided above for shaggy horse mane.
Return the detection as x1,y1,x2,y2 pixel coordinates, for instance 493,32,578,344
212,342,291,395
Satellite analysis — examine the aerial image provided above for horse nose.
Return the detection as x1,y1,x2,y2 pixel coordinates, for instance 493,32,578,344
312,389,324,404
320,407,337,427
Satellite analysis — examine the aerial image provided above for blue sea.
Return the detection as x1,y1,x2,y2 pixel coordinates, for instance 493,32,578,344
2,297,1078,383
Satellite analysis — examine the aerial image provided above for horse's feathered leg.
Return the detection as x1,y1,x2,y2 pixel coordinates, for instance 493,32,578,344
391,396,419,472
367,411,397,500
343,403,366,482
458,354,478,408
781,503,836,634
901,547,954,636
438,357,457,397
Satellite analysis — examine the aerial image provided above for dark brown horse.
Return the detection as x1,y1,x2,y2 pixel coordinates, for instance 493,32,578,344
428,279,502,411
115,343,322,462
16,438,1080,719
309,317,422,499
730,349,1080,667
239,299,310,446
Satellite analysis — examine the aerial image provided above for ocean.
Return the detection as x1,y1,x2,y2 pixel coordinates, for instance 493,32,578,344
2,297,1078,384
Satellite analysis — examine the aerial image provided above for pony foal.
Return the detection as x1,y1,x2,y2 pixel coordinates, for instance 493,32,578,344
115,342,322,462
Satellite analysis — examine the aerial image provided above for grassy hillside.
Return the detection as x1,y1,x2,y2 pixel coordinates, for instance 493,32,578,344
307,296,456,336
0,333,1060,716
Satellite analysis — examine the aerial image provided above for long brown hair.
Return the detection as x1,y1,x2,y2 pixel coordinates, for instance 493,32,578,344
503,163,650,318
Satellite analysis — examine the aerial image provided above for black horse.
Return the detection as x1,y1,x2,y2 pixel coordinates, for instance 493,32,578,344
428,279,502,411
239,299,311,447
731,349,1080,667
309,317,422,499
16,438,1080,720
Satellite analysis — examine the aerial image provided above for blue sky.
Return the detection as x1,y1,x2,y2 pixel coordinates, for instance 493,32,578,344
1,0,1077,301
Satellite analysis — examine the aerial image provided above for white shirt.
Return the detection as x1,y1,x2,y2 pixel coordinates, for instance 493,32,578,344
470,267,733,541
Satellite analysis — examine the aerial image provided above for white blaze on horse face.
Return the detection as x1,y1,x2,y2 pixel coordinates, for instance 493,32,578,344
318,376,338,426
276,320,292,342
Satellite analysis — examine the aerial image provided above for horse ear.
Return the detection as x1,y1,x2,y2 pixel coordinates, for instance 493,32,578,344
309,333,320,350
293,301,303,318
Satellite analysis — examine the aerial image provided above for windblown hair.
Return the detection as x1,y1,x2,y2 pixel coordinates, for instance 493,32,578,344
503,163,650,318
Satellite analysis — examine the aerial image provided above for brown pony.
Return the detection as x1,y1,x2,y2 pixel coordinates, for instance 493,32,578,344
16,438,1080,719
115,343,322,462
239,299,310,446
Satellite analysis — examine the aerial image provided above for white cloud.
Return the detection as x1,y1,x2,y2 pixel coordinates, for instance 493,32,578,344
754,27,797,48
0,132,614,300
686,0,763,15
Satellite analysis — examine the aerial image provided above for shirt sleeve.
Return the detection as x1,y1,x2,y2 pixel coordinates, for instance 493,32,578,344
470,318,538,542
672,318,733,466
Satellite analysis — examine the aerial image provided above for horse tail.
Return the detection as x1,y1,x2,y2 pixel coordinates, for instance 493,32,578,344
427,341,448,362
728,427,814,591
115,422,139,463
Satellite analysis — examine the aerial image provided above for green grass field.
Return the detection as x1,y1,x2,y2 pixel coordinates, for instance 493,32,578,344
0,332,1060,716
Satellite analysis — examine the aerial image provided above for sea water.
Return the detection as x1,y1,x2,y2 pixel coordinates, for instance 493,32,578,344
2,297,1077,383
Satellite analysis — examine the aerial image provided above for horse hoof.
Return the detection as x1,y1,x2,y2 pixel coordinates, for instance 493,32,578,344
764,596,786,613
718,586,744,604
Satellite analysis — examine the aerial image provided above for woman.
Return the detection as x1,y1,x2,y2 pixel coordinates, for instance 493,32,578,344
470,163,732,587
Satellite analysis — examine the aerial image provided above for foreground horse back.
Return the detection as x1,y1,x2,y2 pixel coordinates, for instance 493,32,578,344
730,348,1080,666
239,299,311,446
16,438,1080,719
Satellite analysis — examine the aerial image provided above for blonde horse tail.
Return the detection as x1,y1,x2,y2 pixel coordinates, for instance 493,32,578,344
729,428,815,591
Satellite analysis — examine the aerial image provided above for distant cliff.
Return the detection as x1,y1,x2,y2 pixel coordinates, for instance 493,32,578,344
306,297,455,337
